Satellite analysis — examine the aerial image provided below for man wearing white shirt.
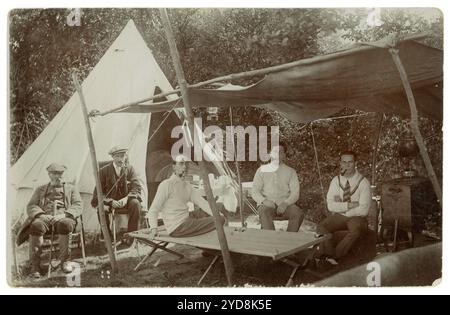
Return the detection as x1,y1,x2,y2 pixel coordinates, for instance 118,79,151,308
252,143,304,232
147,155,225,239
317,151,372,260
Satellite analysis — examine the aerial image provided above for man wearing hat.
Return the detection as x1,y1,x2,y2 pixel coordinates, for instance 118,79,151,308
147,155,225,240
91,145,142,245
16,163,83,278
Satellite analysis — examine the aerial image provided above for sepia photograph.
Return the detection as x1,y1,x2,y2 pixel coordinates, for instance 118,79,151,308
6,7,443,289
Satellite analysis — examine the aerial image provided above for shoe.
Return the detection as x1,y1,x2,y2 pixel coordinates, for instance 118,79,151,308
61,261,74,274
29,261,41,279
116,231,126,242
315,257,339,269
325,257,339,266
116,240,133,251
31,270,41,279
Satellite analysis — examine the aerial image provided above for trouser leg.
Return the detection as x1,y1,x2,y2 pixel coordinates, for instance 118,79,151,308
281,205,305,232
29,235,44,273
335,217,368,259
97,208,112,238
29,217,51,273
55,218,76,263
258,205,276,230
317,213,350,258
126,198,141,233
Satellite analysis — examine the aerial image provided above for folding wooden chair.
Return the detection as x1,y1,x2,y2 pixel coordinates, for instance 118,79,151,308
41,214,87,277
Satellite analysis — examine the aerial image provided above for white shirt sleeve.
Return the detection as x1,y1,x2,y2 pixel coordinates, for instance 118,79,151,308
251,168,266,205
283,170,300,206
147,181,169,229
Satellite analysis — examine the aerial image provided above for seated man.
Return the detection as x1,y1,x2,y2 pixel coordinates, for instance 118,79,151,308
252,142,305,232
146,155,224,239
317,151,372,263
16,163,83,278
91,145,142,246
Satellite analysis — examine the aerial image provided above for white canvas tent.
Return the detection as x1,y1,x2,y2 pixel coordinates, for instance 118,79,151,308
9,20,178,232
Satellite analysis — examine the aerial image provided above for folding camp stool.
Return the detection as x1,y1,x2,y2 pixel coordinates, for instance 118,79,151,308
109,209,151,259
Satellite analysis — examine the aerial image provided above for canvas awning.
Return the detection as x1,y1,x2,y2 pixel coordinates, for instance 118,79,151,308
113,36,442,123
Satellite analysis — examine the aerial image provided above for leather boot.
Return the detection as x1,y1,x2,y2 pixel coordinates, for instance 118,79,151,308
58,234,74,273
30,235,43,278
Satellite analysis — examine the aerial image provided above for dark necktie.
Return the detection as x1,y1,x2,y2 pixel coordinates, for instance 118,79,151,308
343,180,351,202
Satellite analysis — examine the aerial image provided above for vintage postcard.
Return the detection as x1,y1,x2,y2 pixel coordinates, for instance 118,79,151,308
7,7,443,289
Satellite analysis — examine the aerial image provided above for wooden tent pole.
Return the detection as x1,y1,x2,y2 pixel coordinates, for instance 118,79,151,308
72,72,118,273
389,48,442,208
310,123,327,209
99,90,180,117
229,107,245,228
159,8,234,286
371,113,384,186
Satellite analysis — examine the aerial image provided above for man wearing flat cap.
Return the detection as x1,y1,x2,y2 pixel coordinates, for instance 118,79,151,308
91,145,142,245
16,163,83,278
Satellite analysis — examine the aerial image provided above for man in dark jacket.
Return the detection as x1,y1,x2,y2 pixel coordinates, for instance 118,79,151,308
17,163,83,278
91,146,142,245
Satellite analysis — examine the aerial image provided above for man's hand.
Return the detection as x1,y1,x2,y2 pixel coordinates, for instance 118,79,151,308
102,205,111,213
111,200,122,209
334,195,342,202
348,202,360,210
50,214,66,225
262,200,276,209
149,228,158,240
277,202,288,216
37,214,53,221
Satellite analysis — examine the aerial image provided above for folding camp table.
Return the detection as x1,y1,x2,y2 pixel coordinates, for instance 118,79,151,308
126,227,331,286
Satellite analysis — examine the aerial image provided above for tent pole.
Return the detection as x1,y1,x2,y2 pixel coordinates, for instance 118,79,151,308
389,48,442,208
72,72,118,274
229,107,245,228
310,123,327,210
371,113,384,186
159,8,234,286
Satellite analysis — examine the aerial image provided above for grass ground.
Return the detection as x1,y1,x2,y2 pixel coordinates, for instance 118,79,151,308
10,219,440,288
12,241,322,288
10,219,327,288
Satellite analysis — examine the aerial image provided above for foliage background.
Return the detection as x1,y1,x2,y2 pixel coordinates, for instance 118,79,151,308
9,8,443,221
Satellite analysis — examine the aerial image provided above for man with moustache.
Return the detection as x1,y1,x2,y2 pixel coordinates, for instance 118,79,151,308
16,163,83,278
91,145,142,245
316,151,372,263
